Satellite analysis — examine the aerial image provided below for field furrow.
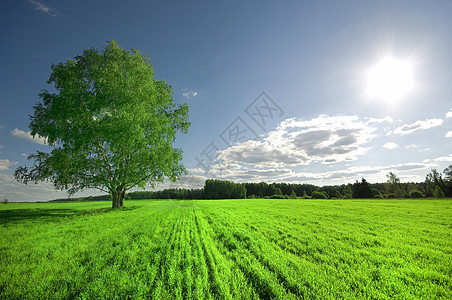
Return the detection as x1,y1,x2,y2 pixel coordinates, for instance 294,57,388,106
1,199,451,299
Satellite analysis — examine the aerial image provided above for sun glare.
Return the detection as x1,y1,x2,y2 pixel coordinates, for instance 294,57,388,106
366,56,414,103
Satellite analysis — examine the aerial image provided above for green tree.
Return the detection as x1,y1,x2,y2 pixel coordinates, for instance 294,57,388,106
409,189,424,198
203,179,246,199
443,165,452,196
444,165,452,182
386,172,406,198
342,185,353,199
274,187,283,196
311,191,328,199
352,178,373,198
433,185,445,198
301,190,310,199
425,169,445,197
289,189,297,199
14,41,190,208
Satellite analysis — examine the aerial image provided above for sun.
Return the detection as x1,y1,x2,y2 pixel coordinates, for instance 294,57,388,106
366,56,414,102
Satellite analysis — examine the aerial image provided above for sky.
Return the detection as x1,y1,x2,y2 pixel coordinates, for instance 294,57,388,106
1,0,452,201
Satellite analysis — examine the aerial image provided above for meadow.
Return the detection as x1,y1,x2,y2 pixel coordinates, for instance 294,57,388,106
0,199,451,299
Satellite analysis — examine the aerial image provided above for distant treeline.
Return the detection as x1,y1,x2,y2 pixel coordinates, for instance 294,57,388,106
50,168,452,202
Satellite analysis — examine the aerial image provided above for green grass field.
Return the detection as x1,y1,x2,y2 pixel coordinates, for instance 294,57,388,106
1,199,451,299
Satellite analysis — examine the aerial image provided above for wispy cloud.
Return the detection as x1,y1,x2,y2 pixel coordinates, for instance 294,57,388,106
182,91,198,99
0,159,12,171
11,128,47,145
29,0,61,17
393,118,443,135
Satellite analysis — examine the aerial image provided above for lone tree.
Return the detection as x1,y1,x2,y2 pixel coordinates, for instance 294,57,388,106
14,41,190,208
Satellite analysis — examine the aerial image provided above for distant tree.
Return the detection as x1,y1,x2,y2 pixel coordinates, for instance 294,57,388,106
342,185,353,199
301,190,310,199
386,172,406,198
330,189,342,199
204,179,246,199
311,191,328,199
407,182,425,197
289,189,297,199
444,165,452,182
266,184,277,197
14,41,190,208
409,189,424,198
352,178,373,198
425,169,445,197
433,185,445,198
443,165,452,196
371,188,384,198
2,198,8,204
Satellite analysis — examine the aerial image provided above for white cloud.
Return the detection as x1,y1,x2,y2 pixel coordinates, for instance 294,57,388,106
217,115,377,168
366,116,393,123
159,174,207,190
446,131,452,138
0,173,104,202
0,145,3,149
182,91,198,99
435,155,452,162
11,129,47,145
0,124,5,130
383,142,398,149
393,118,443,135
201,159,435,186
29,0,61,17
446,110,452,118
0,159,12,171
198,114,442,185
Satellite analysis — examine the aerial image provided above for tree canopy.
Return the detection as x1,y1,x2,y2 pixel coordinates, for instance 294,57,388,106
14,41,190,208
352,178,373,198
386,172,406,198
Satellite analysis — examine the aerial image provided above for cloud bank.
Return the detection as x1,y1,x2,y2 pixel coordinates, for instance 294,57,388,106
217,115,380,167
188,113,448,185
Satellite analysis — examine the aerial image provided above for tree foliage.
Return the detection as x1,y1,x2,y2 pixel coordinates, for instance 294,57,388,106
311,191,328,199
425,169,446,198
352,178,373,198
409,189,424,198
342,185,353,199
386,172,406,198
14,41,190,208
204,179,246,199
443,165,452,197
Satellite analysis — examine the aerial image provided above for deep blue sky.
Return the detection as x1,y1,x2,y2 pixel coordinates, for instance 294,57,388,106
1,0,451,201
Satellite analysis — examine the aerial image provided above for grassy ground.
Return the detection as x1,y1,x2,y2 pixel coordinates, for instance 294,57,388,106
0,199,451,299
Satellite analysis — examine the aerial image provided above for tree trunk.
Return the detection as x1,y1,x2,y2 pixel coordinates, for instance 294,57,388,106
112,188,126,209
